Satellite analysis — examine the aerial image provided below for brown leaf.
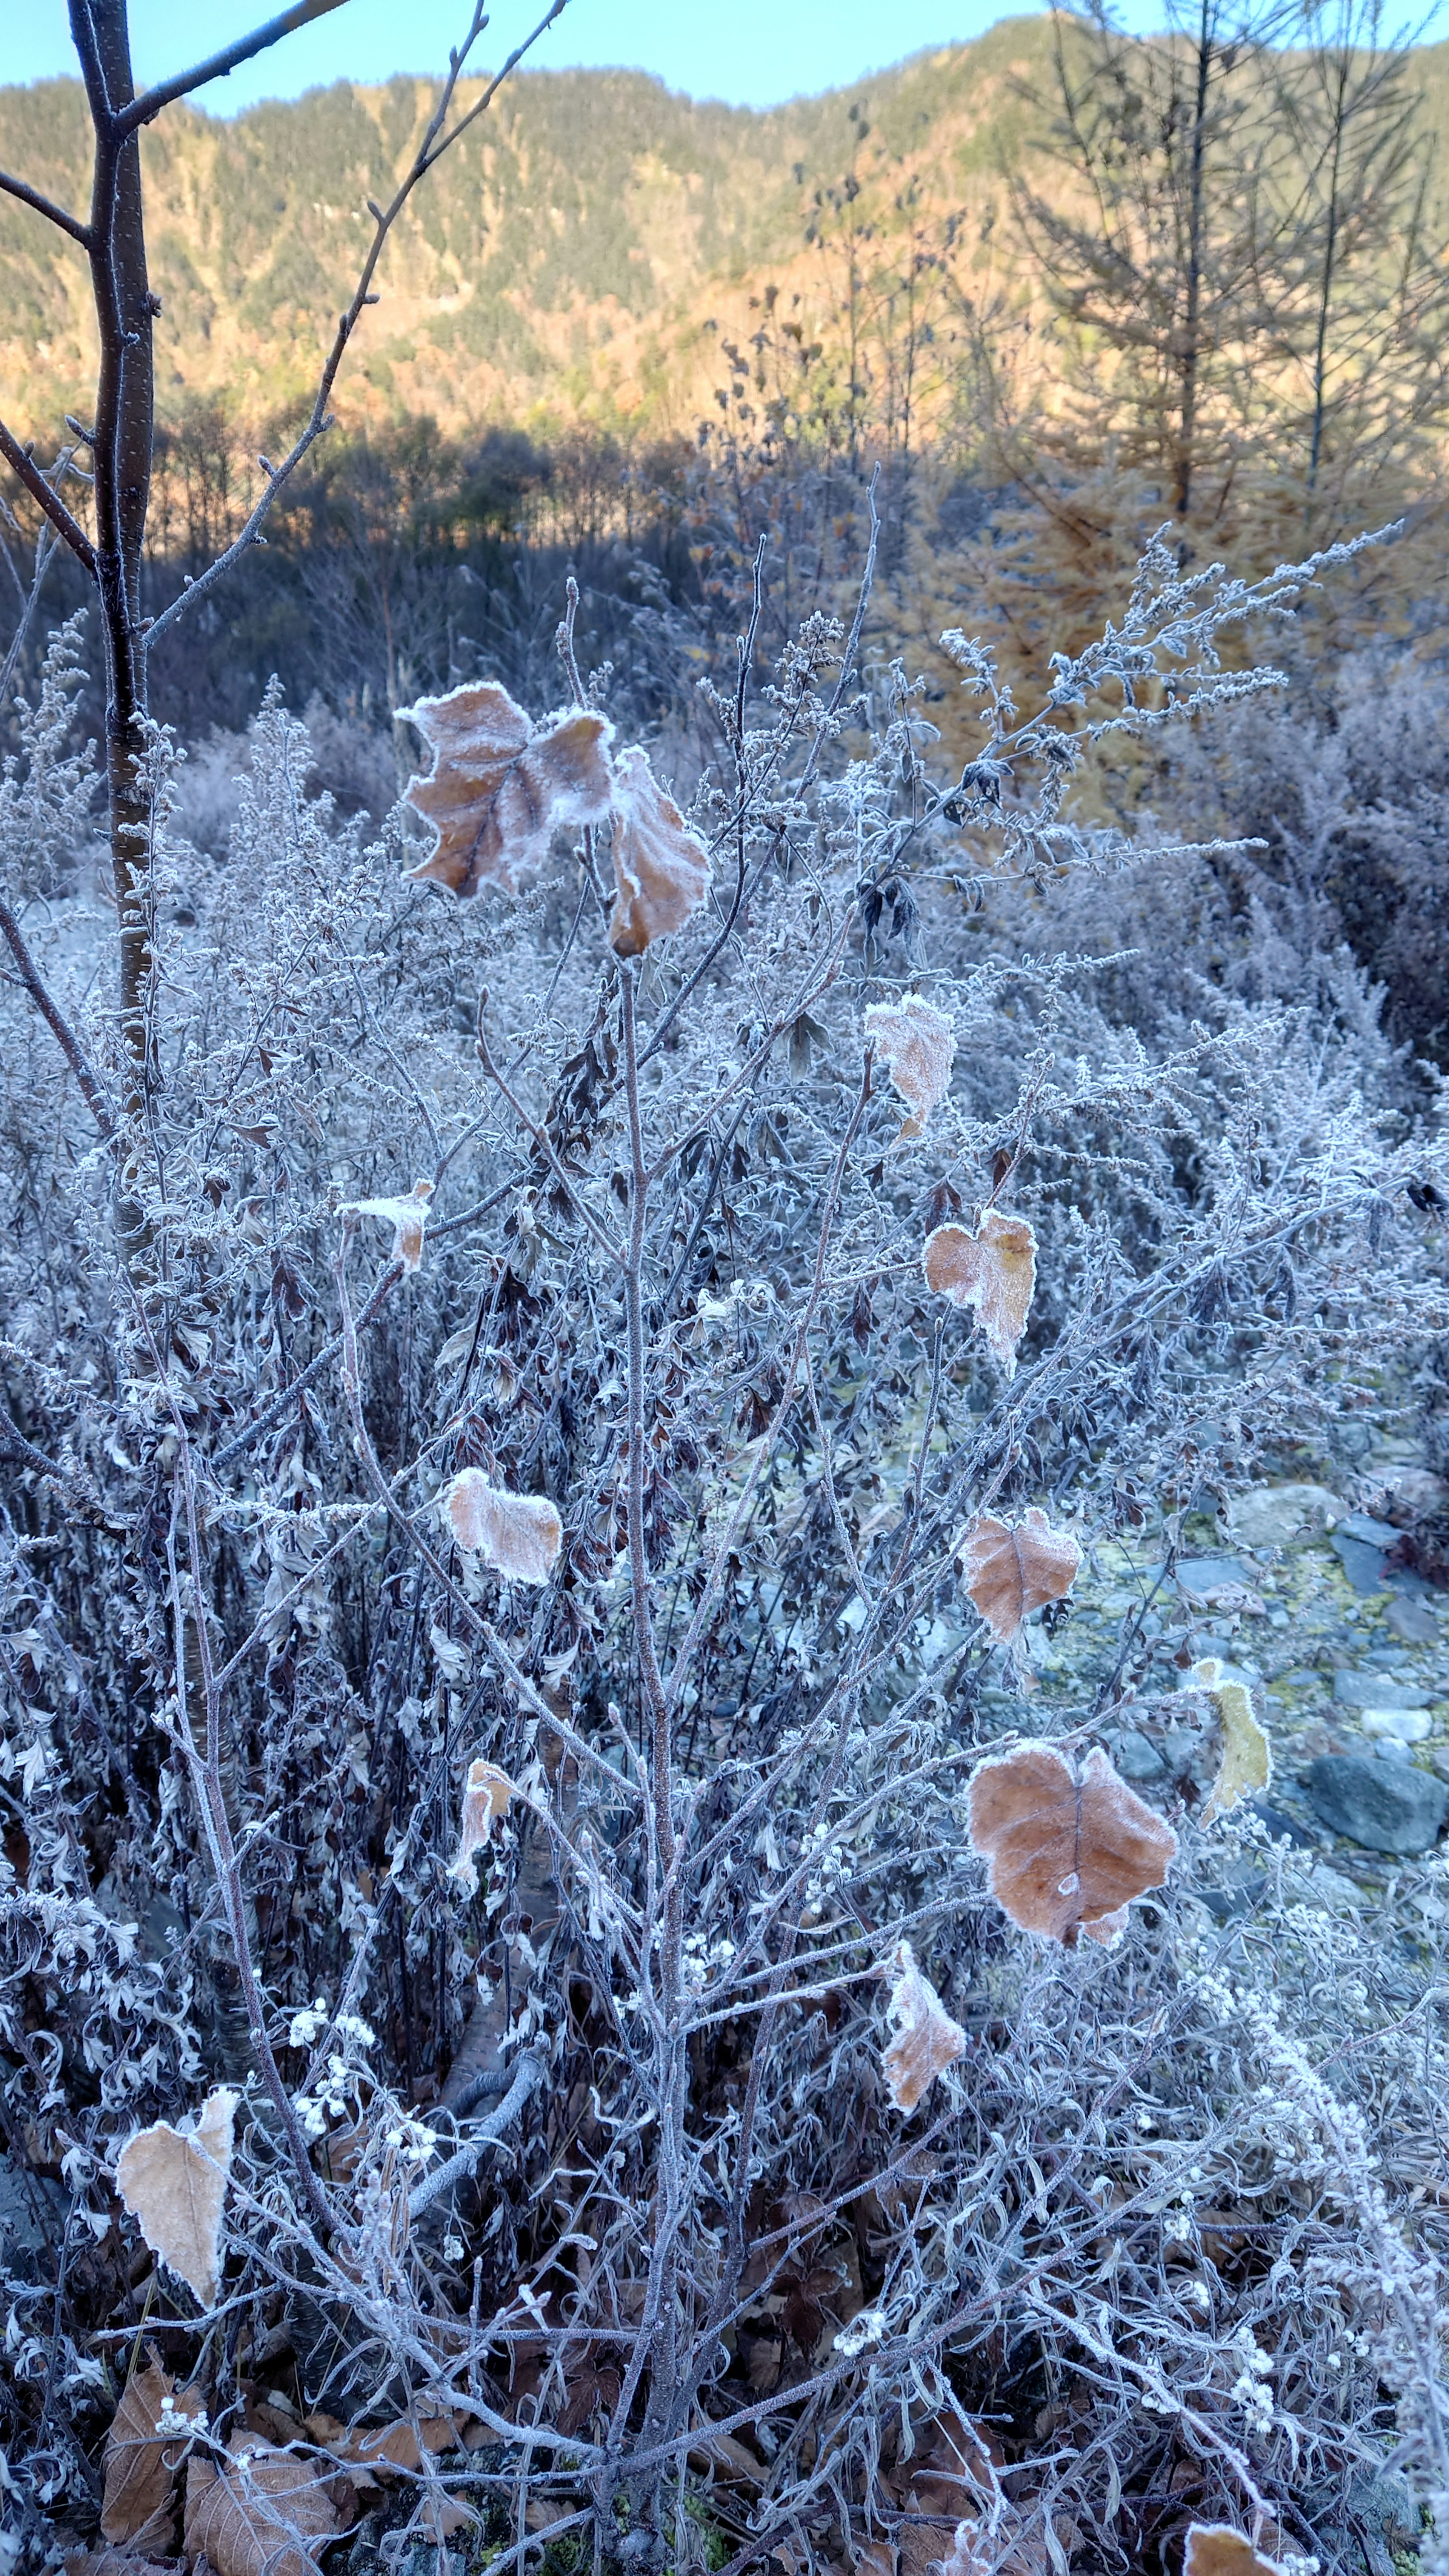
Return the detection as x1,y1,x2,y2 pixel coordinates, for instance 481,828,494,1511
923,1213,1036,1373
441,1470,562,1584
1183,2530,1284,2576
401,681,614,899
115,2087,236,2309
864,997,955,1141
958,1509,1081,1646
882,1941,967,2112
339,1179,433,1273
101,2359,203,2551
607,745,711,955
966,1743,1177,1949
449,1758,517,1893
183,2439,340,2576
65,2555,179,2576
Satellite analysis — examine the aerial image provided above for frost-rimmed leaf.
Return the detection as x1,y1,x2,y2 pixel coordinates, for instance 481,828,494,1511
401,679,614,899
183,2437,340,2576
115,2087,237,2309
449,1758,517,1891
864,995,956,1141
967,1743,1177,1949
881,1939,966,2111
958,1507,1081,1644
338,1178,433,1273
1184,2528,1284,2576
608,744,712,956
1191,1656,1273,1822
442,1468,562,1584
924,1211,1036,1372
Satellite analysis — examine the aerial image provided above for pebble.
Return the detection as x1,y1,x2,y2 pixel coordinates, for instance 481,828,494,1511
1302,1754,1449,1855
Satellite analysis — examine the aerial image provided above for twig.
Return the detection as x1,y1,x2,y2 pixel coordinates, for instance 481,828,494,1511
407,2051,545,2218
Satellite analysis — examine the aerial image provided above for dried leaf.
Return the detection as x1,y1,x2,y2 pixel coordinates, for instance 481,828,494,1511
183,2438,340,2576
441,1469,562,1584
923,1213,1037,1372
967,1743,1178,1949
882,1940,966,2112
338,1178,433,1273
958,1508,1081,1645
1191,1658,1273,1823
1183,2528,1284,2576
101,2358,203,2551
864,996,956,1141
449,1758,517,1892
115,2087,237,2310
608,744,711,956
401,681,614,899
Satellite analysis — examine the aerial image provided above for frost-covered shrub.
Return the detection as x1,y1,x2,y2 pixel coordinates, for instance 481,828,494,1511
0,532,1446,2576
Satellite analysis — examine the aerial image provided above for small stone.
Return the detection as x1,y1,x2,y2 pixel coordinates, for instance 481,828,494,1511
1224,1483,1340,1547
1333,1533,1393,1595
1338,1512,1402,1549
1303,1754,1449,1855
1360,1706,1433,1742
1333,1671,1426,1710
1387,1597,1440,1644
1374,1737,1412,1764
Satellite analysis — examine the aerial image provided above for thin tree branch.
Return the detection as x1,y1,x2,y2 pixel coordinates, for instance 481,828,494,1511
0,169,91,248
143,0,571,653
0,425,97,574
406,2052,545,2219
117,0,353,133
0,894,119,1145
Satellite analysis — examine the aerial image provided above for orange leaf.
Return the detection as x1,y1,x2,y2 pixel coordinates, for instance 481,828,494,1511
115,2087,236,2310
449,1758,517,1892
339,1178,433,1273
924,1212,1036,1373
1184,2530,1284,2576
958,1508,1081,1645
402,681,614,900
881,1939,966,2112
863,996,955,1141
441,1470,562,1584
967,1743,1177,1949
608,745,711,955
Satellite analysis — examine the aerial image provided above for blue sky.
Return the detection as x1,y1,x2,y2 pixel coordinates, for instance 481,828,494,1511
6,0,1066,113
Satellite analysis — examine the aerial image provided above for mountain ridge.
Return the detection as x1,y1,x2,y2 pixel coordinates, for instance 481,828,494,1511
5,16,1449,452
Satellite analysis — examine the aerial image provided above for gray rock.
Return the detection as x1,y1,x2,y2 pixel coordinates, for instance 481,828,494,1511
1387,1595,1440,1644
1374,1737,1413,1764
1303,1753,1449,1854
1175,1553,1254,1601
1334,1533,1394,1594
1334,1670,1431,1709
1338,1512,1402,1549
1104,1729,1165,1782
1224,1482,1340,1547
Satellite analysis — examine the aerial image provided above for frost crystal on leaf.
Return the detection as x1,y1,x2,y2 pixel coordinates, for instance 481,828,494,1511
442,1468,563,1584
339,1178,433,1272
449,1756,517,1891
967,1743,1177,1948
115,2085,237,2310
958,1506,1081,1644
863,994,956,1141
608,743,712,956
1191,1656,1274,1822
881,1938,967,2110
1183,2528,1285,2576
401,679,615,899
923,1210,1037,1372
183,2435,340,2576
